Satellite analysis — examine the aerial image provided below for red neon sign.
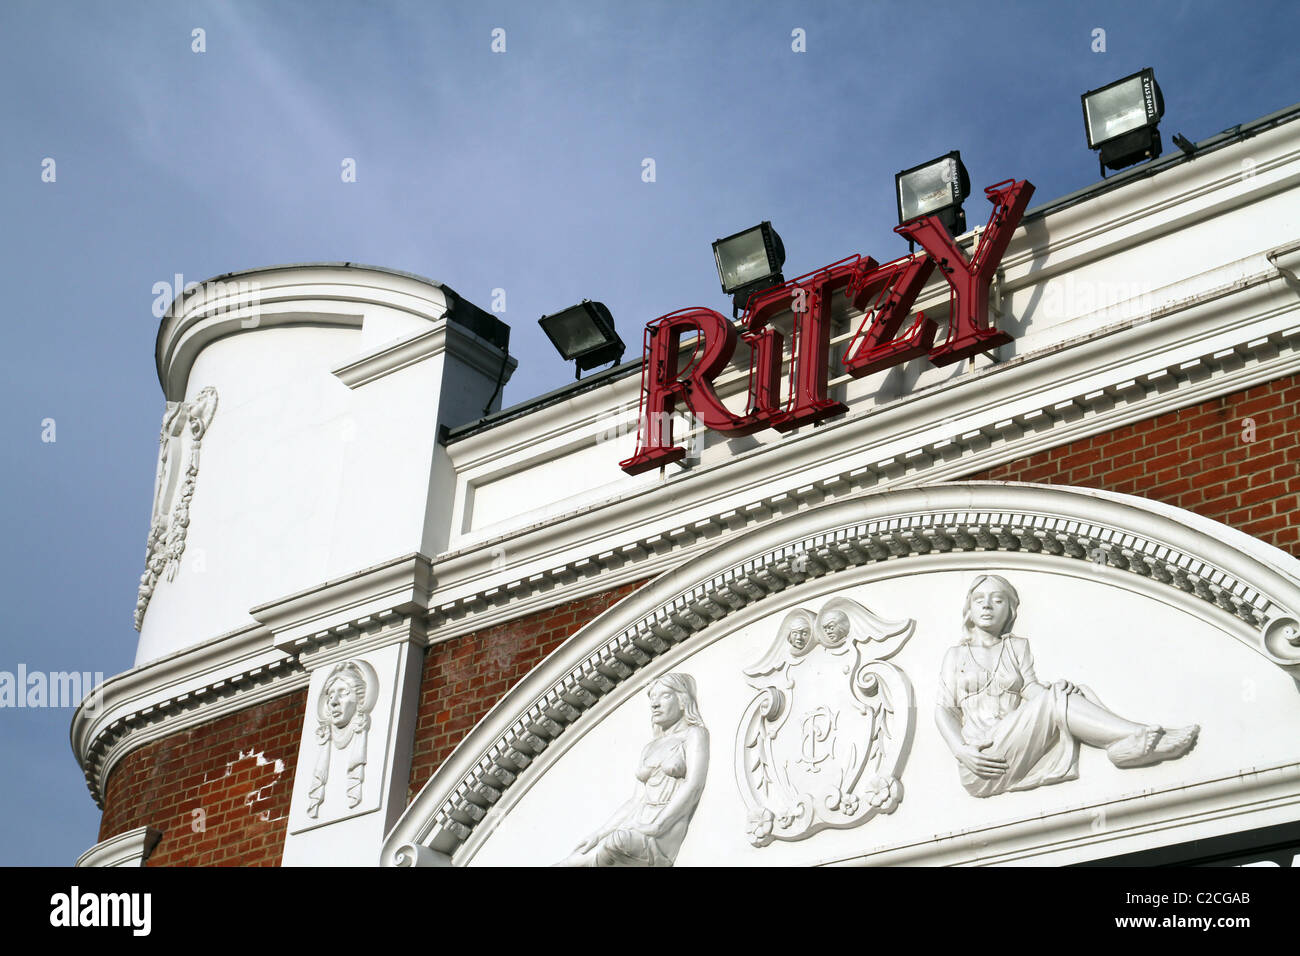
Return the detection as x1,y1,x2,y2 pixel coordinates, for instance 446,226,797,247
619,178,1034,476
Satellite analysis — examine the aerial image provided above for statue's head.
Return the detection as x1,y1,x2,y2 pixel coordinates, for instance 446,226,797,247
819,609,850,648
963,574,1020,638
324,674,360,728
785,612,814,653
317,661,376,733
647,672,703,736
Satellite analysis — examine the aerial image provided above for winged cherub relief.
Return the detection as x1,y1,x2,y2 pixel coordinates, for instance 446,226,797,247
736,597,916,847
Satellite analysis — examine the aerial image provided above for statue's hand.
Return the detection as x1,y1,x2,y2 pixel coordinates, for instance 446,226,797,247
574,832,601,854
1053,679,1078,695
956,740,1008,779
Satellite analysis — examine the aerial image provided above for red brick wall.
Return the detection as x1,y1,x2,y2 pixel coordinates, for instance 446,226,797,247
97,689,305,866
967,375,1299,556
407,580,648,798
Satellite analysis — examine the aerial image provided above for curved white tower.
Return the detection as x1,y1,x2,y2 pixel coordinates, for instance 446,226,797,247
137,263,514,664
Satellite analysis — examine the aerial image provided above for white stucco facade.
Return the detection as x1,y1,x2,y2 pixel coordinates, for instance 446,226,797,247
74,103,1300,867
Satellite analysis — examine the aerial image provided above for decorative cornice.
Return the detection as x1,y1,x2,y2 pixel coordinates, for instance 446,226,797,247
252,553,434,653
75,644,303,810
75,826,163,867
383,482,1300,864
822,759,1300,867
331,321,517,390
73,554,437,807
154,263,452,401
332,327,448,389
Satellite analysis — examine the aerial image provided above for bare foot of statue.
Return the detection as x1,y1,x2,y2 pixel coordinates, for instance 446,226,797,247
1153,724,1199,761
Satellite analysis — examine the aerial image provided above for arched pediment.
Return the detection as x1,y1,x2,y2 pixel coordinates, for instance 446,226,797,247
386,482,1300,866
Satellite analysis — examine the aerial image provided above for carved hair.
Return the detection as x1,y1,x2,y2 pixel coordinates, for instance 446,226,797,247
962,574,1020,638
317,661,376,732
649,672,703,737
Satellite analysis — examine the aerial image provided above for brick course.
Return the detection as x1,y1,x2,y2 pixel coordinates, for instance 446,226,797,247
97,689,305,866
966,375,1299,556
407,579,648,798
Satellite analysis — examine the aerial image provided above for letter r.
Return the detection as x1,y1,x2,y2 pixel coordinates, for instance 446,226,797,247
619,308,763,474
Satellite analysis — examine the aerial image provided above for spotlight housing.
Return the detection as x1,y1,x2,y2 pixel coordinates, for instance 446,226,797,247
1082,67,1165,175
713,221,786,314
538,299,625,379
896,151,971,237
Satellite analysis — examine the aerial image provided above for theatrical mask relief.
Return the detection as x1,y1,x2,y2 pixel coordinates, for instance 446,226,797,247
564,576,1201,864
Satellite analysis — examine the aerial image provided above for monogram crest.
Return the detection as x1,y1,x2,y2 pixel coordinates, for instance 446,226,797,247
735,596,915,847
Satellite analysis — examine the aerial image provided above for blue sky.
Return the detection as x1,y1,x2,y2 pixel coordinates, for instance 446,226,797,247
1,0,1296,865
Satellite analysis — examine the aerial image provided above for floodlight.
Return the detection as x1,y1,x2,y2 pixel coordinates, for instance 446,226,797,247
1082,67,1165,175
896,150,971,236
713,221,786,314
538,299,625,378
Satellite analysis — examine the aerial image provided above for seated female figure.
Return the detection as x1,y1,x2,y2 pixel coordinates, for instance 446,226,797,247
936,575,1198,798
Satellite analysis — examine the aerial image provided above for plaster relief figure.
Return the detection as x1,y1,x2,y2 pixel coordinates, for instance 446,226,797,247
559,673,708,867
736,599,915,847
134,386,219,630
308,660,379,819
936,575,1199,798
